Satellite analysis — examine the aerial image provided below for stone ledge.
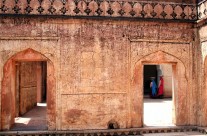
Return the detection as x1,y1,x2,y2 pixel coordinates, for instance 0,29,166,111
129,38,192,44
0,36,59,40
0,126,206,135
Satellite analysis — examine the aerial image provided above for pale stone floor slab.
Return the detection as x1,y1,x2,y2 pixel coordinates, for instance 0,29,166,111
144,98,174,127
142,98,206,135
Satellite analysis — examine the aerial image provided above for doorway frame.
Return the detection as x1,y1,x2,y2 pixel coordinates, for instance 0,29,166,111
130,51,188,127
142,63,175,127
1,48,56,130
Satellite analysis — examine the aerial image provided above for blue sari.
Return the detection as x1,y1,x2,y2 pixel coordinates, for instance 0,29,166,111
151,80,157,96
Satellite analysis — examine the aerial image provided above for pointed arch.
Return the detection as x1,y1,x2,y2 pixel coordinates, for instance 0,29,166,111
1,48,56,130
130,50,188,127
134,50,187,72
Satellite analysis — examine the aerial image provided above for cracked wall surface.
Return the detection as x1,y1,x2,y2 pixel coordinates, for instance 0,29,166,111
0,16,202,130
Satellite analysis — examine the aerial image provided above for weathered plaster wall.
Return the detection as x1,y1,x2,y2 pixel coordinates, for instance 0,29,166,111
0,16,198,130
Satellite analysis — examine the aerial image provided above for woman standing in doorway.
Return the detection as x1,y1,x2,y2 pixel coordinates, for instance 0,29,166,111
150,77,157,98
157,76,164,98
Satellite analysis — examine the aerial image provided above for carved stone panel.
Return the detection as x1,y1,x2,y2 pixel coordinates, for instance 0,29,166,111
0,0,197,21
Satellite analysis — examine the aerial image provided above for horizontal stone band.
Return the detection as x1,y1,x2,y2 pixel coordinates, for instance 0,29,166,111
0,0,197,21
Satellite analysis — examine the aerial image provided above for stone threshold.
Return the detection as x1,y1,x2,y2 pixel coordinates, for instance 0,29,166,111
0,126,207,136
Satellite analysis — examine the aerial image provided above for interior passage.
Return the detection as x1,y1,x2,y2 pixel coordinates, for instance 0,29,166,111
11,61,47,130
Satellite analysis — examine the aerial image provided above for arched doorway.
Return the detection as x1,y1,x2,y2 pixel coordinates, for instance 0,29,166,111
131,51,188,127
1,48,56,130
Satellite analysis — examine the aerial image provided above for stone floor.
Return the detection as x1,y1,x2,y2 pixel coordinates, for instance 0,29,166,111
11,103,47,131
144,98,174,127
142,98,206,135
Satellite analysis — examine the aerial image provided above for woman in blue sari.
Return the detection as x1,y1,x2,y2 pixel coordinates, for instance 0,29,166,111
150,77,157,98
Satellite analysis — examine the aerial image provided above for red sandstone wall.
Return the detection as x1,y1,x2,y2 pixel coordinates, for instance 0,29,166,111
0,17,198,130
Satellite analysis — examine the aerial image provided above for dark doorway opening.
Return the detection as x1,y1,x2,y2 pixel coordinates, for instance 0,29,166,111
40,62,47,103
12,61,47,130
143,65,158,97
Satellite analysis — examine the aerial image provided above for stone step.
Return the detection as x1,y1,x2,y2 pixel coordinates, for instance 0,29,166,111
0,126,206,136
